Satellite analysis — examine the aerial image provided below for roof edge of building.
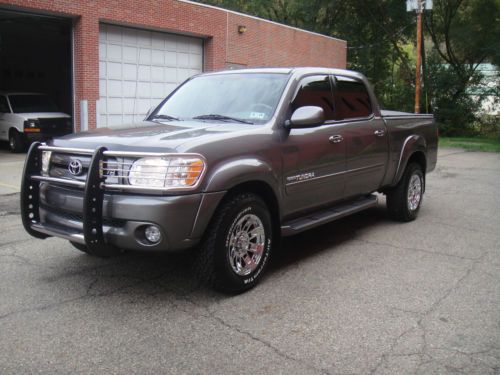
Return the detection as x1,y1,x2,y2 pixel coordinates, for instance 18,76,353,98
176,0,346,45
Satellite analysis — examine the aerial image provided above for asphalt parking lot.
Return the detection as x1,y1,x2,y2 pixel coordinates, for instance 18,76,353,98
0,148,499,374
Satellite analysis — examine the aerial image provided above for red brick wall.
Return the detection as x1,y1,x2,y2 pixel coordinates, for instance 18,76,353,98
1,0,346,130
227,12,346,68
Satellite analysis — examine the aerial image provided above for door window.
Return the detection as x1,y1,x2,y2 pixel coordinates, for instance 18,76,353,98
291,75,335,121
333,76,372,120
0,96,10,113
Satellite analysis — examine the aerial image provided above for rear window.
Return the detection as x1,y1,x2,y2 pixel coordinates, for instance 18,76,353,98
8,94,59,113
334,76,372,120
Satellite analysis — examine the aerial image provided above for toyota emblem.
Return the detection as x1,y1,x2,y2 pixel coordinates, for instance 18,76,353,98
68,159,83,176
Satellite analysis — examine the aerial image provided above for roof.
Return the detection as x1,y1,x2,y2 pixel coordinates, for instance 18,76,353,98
201,67,364,79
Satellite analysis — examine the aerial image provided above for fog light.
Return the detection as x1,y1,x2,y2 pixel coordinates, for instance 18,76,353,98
144,225,161,244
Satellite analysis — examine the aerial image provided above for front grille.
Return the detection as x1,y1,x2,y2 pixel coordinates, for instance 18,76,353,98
49,153,123,184
38,118,72,135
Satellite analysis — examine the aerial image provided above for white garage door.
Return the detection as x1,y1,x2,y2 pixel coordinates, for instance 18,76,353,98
98,24,203,127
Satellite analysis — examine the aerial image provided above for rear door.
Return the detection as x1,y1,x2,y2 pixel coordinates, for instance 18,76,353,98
282,75,348,215
333,75,388,197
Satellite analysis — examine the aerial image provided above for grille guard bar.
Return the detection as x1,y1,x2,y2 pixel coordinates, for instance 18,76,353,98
20,142,206,252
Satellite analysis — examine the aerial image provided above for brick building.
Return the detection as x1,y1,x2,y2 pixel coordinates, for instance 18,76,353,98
0,0,346,131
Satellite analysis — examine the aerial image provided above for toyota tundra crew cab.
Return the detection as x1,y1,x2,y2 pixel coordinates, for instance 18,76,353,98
21,68,437,293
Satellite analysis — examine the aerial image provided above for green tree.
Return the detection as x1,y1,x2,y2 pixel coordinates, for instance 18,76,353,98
424,0,500,134
197,0,500,134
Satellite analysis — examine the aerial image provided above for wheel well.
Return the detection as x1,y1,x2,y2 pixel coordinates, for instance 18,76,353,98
224,181,281,236
9,127,19,136
407,151,427,174
407,151,427,191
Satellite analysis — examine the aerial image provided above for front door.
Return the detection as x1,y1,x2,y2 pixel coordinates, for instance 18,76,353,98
281,75,347,216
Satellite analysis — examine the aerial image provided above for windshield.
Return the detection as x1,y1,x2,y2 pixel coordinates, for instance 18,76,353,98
8,94,59,113
153,73,290,124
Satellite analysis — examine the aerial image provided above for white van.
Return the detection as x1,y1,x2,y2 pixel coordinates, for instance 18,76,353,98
0,93,72,152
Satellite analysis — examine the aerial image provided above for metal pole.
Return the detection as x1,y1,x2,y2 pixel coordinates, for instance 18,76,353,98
415,9,422,113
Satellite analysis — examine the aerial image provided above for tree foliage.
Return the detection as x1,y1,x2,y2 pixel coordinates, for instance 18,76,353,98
197,0,500,135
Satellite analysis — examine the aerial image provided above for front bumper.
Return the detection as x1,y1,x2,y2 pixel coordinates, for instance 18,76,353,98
20,143,224,252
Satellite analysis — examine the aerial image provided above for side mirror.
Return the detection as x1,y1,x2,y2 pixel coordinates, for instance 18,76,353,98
286,106,325,129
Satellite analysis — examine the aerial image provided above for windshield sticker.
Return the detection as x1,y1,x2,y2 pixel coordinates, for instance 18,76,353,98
249,112,265,120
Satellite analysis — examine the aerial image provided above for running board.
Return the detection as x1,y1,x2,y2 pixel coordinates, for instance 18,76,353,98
281,195,378,236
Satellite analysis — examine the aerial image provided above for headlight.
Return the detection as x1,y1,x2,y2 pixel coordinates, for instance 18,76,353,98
128,156,205,188
41,151,52,175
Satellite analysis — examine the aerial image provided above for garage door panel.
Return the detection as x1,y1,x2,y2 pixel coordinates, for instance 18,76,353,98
122,64,137,80
123,81,137,97
99,24,203,128
99,43,107,59
107,80,122,97
123,46,138,62
164,67,177,82
99,79,107,96
137,82,151,97
107,62,122,79
164,51,177,66
151,67,164,82
138,66,151,81
139,48,152,64
122,99,135,114
137,30,152,46
152,50,164,65
107,44,122,60
152,32,166,48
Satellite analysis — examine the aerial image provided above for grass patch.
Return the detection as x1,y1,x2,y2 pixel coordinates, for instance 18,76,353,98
439,137,500,152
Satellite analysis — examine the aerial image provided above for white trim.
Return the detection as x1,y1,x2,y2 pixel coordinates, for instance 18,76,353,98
176,0,346,44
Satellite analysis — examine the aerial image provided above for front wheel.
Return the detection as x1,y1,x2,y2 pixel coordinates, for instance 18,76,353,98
193,193,273,294
386,163,424,222
9,130,26,153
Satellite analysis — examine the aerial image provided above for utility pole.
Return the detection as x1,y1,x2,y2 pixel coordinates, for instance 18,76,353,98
407,0,432,113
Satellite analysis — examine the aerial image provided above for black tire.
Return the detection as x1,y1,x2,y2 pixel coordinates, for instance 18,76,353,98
386,163,424,222
9,130,26,153
69,241,120,258
193,193,274,294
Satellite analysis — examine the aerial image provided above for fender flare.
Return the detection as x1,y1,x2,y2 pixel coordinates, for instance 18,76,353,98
189,158,282,239
393,135,427,185
204,158,281,196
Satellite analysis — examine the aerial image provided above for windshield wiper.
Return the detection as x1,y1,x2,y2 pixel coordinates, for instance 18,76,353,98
150,114,180,121
193,114,253,124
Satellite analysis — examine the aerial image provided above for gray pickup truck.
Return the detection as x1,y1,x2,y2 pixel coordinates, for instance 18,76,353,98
21,67,437,293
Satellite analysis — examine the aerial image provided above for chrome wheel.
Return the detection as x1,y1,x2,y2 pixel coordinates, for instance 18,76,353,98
228,214,266,276
9,135,15,150
407,174,422,211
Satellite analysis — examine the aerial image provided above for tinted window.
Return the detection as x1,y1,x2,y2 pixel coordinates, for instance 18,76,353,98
291,75,335,121
8,94,59,113
334,76,372,119
0,96,9,113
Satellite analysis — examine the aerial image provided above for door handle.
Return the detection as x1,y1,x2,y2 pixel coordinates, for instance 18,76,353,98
374,129,386,137
329,135,343,144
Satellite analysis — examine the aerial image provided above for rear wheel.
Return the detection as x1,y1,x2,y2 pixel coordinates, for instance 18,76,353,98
9,130,26,153
386,163,424,222
193,193,273,294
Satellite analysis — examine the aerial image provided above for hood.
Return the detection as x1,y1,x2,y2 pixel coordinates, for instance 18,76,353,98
50,120,257,152
18,112,71,120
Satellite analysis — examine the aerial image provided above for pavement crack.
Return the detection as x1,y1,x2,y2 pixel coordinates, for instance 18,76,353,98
354,238,479,261
173,293,332,375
